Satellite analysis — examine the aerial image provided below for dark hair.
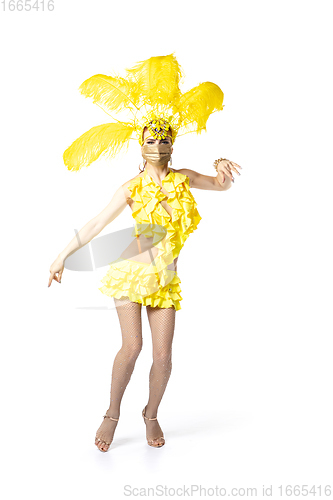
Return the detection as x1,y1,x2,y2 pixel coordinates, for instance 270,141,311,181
139,160,146,173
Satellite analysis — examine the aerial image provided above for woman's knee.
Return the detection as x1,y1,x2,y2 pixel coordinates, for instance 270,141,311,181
122,342,143,361
152,350,172,366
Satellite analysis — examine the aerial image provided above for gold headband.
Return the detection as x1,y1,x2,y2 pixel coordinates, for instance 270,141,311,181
141,118,173,144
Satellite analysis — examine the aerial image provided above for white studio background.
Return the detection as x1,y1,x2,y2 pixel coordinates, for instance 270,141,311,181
1,0,332,498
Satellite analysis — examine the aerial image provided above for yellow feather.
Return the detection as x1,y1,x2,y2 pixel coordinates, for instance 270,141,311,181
125,52,183,107
63,55,225,170
176,82,224,134
79,75,139,114
63,122,134,172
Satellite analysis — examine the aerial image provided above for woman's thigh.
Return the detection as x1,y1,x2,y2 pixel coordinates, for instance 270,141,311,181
114,297,143,350
146,305,176,356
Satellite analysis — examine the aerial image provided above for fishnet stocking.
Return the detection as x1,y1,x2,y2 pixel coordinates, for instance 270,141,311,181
146,305,175,413
110,297,143,411
95,297,142,451
95,299,176,451
143,305,176,445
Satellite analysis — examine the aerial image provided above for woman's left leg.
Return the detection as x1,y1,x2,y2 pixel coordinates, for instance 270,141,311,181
143,305,176,445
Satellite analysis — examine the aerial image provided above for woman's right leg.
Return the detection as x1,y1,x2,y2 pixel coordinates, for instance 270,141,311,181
95,297,143,451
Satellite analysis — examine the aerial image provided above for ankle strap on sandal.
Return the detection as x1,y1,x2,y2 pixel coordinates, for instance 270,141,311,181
103,414,119,421
142,408,157,421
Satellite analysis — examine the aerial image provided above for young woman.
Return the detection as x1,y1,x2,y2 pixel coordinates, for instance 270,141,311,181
48,53,241,451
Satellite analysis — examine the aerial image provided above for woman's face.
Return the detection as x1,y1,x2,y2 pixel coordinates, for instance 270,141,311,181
141,127,173,154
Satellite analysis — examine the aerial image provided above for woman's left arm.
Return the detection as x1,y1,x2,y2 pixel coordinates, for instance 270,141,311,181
176,159,242,191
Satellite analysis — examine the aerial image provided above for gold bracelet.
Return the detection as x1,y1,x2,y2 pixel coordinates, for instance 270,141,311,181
213,158,227,171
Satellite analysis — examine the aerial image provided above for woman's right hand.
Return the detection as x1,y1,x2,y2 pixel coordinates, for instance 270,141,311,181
48,255,64,287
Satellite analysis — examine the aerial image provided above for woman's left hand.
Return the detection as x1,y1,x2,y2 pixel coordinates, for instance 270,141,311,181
216,159,242,183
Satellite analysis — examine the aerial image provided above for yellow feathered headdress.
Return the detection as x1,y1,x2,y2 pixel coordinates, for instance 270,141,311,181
63,52,225,172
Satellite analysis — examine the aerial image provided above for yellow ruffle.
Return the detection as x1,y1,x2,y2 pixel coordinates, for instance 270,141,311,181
98,169,201,310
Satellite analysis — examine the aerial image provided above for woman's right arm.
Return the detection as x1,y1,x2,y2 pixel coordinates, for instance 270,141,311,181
48,184,130,287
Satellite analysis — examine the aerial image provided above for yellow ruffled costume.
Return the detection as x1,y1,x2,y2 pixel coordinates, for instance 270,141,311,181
62,54,225,309
98,168,201,310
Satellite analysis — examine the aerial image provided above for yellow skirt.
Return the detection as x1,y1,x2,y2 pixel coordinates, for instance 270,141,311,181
98,257,182,310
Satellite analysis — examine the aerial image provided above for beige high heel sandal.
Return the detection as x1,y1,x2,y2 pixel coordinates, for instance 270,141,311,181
95,414,119,452
142,405,165,447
